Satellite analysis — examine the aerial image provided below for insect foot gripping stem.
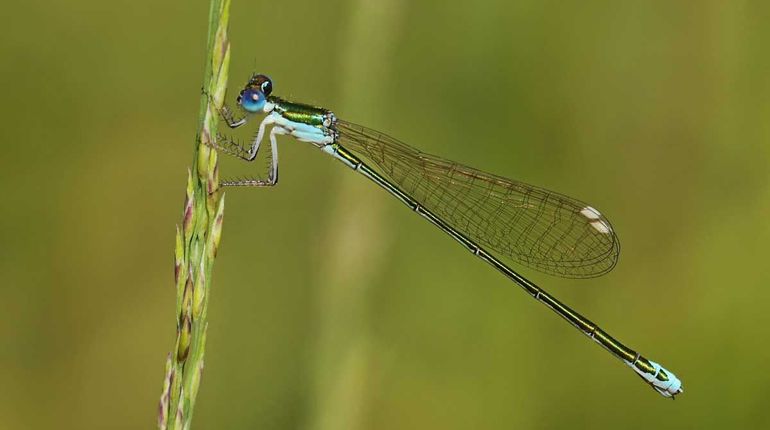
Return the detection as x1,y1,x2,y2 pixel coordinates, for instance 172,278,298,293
628,356,683,398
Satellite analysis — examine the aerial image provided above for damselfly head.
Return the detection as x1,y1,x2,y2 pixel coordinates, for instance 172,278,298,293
237,74,273,113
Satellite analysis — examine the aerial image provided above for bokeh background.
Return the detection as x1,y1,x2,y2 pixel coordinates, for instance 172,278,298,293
1,0,769,428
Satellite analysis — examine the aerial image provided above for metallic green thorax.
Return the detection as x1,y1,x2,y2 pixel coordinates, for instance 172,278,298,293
268,96,331,128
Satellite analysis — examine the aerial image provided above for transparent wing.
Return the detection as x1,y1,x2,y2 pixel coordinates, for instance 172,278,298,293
335,120,620,278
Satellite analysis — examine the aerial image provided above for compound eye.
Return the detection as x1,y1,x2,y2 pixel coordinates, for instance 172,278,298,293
260,78,272,96
239,88,266,112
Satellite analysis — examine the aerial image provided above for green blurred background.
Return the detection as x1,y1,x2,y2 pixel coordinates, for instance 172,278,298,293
1,0,769,428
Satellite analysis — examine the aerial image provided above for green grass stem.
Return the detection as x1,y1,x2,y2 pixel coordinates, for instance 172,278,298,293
158,1,231,429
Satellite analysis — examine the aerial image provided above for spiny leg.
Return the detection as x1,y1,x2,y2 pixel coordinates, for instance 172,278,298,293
218,102,248,129
210,132,254,161
202,90,249,129
217,135,274,186
267,125,288,184
217,117,286,188
220,177,275,187
247,114,277,160
199,90,251,157
207,114,275,162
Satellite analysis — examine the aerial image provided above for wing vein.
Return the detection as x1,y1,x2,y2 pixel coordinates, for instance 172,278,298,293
335,120,620,278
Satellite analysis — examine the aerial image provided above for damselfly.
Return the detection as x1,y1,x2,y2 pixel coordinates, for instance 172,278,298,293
206,74,683,398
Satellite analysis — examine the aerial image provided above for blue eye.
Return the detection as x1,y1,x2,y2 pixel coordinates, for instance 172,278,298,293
239,89,266,112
